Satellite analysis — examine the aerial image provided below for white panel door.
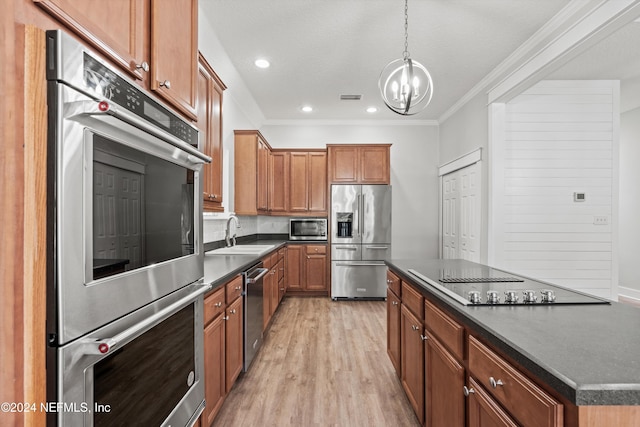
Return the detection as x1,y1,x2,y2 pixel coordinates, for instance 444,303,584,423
441,163,481,261
459,162,481,262
442,172,459,259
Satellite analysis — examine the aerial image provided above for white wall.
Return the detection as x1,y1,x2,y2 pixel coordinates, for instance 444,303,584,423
619,105,640,299
261,124,441,259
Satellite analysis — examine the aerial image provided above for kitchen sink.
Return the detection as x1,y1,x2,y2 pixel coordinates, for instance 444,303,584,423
205,244,276,255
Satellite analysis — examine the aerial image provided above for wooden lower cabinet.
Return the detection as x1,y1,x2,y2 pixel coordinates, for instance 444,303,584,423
387,288,401,376
425,333,465,427
400,304,425,424
467,377,518,427
225,296,243,393
202,312,225,426
286,244,328,294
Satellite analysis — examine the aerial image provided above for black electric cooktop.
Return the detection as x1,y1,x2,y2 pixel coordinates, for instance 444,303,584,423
408,265,609,306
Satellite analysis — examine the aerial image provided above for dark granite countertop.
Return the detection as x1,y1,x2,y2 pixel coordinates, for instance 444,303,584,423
386,258,640,406
203,240,287,292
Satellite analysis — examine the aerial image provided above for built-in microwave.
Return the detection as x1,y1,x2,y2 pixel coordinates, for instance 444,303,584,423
289,218,328,241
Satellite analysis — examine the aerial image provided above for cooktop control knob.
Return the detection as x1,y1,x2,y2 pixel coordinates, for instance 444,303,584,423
468,291,481,304
522,290,537,303
504,290,519,303
486,290,500,304
540,289,556,303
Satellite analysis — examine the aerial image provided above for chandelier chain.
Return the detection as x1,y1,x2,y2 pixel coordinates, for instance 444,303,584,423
403,0,409,60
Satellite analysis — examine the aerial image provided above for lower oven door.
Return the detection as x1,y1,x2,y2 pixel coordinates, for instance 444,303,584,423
55,282,210,427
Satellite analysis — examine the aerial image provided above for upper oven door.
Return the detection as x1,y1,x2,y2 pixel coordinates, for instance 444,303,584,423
52,81,207,345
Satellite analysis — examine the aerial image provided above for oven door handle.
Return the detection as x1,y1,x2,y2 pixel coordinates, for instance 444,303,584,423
78,99,212,164
80,283,212,356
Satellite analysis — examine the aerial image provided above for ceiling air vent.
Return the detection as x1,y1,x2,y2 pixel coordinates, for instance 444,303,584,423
340,94,362,101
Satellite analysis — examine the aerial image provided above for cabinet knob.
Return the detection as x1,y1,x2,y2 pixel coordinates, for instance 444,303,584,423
230,309,236,314
420,334,428,341
391,301,398,306
159,80,171,89
280,288,285,291
386,279,393,284
489,377,504,388
212,194,218,200
411,325,419,331
235,286,242,291
214,302,222,307
135,61,149,72
222,316,229,321
463,386,475,397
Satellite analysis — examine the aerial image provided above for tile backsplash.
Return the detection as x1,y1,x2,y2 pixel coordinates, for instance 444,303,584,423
203,215,290,243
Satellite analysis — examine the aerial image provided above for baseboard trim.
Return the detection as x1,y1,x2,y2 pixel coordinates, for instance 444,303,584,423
618,286,640,306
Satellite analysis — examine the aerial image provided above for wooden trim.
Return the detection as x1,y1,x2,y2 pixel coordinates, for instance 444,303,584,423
438,147,482,176
197,51,227,90
577,405,640,427
22,25,48,427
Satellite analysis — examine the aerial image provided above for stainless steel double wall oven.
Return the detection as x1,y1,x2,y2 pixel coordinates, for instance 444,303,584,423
45,30,210,426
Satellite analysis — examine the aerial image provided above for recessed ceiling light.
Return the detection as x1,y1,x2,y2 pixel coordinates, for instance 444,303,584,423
366,107,378,113
254,59,270,69
301,106,313,113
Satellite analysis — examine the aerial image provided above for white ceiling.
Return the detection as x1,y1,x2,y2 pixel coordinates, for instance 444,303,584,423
199,0,640,122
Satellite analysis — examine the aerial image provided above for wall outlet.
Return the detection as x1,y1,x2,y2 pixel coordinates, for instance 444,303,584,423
593,215,609,225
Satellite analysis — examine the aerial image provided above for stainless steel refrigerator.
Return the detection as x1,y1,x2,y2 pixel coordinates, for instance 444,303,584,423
330,184,392,299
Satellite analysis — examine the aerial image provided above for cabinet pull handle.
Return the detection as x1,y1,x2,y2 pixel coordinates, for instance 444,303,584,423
463,386,475,396
135,61,149,72
159,80,171,89
489,377,504,388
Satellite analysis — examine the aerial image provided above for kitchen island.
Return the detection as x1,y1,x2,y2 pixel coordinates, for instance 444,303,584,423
386,258,640,426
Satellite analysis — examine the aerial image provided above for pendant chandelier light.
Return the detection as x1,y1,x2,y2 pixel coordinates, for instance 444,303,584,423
378,0,433,116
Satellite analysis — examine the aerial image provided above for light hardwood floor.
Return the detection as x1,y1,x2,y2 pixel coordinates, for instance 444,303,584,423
212,297,420,426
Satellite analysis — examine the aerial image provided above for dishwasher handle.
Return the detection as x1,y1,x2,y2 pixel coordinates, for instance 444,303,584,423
246,267,269,284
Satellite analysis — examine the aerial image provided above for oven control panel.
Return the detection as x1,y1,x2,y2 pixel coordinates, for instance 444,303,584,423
82,53,198,146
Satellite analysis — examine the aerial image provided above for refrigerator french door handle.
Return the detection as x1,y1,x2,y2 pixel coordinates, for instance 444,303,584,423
354,194,360,237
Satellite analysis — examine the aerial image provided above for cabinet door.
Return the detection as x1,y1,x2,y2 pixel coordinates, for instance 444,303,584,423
150,0,198,119
203,314,225,426
257,138,269,211
263,267,272,330
467,377,518,427
269,152,289,212
208,77,224,208
34,0,146,79
308,152,327,213
197,61,213,204
286,245,304,292
359,145,390,184
289,152,309,212
270,268,279,316
401,304,425,424
386,289,401,376
305,253,327,291
426,334,464,427
225,296,243,393
328,146,358,183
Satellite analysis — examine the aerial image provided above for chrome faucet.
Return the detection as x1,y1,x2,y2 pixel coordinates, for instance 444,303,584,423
225,215,240,247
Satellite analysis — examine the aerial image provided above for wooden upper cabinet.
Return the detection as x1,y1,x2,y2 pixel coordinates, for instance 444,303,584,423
308,152,327,212
150,0,198,120
34,0,146,80
269,151,289,213
234,130,271,215
197,53,226,212
35,0,199,120
327,144,391,184
288,151,327,214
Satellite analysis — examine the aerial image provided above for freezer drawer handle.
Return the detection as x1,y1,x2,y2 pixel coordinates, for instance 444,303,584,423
335,246,357,250
364,246,389,250
335,263,384,267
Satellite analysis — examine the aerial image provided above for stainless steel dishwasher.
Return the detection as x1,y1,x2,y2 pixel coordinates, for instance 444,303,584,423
243,262,269,371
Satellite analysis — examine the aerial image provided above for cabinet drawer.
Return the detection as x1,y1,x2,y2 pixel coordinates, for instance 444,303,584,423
278,247,285,260
425,300,463,360
468,335,563,427
401,282,423,321
204,286,225,325
225,275,244,303
306,244,327,254
386,270,401,297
